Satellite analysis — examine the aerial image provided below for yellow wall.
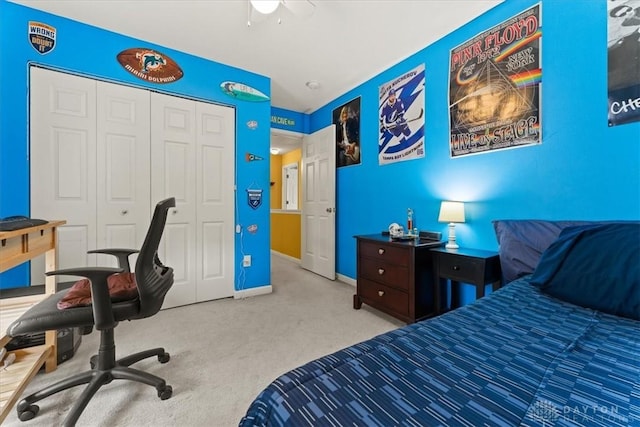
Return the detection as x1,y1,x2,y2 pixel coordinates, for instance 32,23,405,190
270,154,283,209
270,149,302,210
270,212,301,259
270,148,302,259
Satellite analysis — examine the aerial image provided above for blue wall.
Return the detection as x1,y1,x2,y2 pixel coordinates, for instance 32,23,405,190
310,0,640,293
0,0,271,291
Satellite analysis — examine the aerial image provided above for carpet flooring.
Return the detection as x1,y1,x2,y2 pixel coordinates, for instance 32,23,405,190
4,253,403,426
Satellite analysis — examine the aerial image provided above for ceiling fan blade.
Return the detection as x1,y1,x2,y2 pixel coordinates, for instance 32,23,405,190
282,0,315,17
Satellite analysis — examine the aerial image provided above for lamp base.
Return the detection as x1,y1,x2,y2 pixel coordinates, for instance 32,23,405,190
446,222,459,250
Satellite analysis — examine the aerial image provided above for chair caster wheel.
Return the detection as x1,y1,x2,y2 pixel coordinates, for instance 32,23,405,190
18,404,39,421
158,352,170,364
158,385,173,400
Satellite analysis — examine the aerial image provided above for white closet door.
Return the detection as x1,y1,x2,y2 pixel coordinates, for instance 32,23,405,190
30,67,98,283
195,102,235,301
96,81,151,268
151,92,197,308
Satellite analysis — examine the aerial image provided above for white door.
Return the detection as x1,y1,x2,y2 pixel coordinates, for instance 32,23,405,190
96,81,151,268
151,92,198,308
194,101,235,301
150,93,235,308
301,125,336,280
30,67,98,283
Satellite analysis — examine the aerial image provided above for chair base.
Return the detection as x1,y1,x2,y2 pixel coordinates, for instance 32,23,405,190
16,330,172,426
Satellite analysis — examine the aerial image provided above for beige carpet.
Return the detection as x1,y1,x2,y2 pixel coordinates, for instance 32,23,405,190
4,254,403,426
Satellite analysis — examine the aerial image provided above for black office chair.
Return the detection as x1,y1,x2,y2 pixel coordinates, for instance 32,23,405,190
7,197,176,426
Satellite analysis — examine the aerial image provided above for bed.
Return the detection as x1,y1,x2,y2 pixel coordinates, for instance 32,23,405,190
240,220,640,426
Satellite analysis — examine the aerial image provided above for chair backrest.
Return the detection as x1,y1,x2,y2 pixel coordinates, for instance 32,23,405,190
134,197,175,318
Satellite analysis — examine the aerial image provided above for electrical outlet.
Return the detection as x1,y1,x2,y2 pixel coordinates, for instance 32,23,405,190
243,255,251,267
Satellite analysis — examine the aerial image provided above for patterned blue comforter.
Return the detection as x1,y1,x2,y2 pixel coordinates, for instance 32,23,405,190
239,277,640,426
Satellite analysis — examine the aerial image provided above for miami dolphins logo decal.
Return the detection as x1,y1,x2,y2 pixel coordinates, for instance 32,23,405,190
117,48,184,84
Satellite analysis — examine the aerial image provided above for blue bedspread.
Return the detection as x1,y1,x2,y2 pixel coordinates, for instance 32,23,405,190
239,278,640,426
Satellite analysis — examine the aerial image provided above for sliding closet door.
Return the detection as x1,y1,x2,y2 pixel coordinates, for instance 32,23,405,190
151,92,198,308
194,102,235,301
96,81,151,267
30,67,98,283
151,93,236,308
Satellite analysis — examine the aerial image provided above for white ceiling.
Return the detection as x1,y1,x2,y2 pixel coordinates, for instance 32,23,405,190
11,0,502,114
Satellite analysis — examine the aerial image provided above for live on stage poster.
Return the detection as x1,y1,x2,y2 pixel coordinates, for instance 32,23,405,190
449,3,542,158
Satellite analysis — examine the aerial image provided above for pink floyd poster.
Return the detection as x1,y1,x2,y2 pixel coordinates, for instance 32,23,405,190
449,4,542,158
608,0,640,126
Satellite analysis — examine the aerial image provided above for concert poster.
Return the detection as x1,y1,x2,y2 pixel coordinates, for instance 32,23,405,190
378,64,425,165
607,0,640,126
449,4,542,158
333,97,361,168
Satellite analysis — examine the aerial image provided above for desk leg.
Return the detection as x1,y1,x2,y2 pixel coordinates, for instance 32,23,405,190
476,284,484,301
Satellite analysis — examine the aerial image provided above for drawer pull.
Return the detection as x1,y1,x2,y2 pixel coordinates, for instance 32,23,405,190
378,290,385,297
378,268,385,275
452,265,460,271
378,248,385,255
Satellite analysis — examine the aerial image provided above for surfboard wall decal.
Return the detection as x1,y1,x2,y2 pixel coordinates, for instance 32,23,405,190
220,81,270,102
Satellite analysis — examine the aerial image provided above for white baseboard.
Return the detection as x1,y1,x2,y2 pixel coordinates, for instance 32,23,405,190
270,250,301,264
234,285,273,299
337,273,356,287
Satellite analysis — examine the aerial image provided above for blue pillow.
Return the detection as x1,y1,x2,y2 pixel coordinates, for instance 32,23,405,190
492,220,592,283
530,222,640,320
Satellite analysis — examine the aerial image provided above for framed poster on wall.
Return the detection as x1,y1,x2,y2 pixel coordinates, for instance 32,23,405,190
378,64,425,165
333,97,361,168
449,3,542,157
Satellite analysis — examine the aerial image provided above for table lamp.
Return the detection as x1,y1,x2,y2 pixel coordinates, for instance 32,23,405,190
438,201,465,249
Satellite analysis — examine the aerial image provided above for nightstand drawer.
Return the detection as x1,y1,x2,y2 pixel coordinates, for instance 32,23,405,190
359,258,409,290
359,242,409,266
438,254,483,282
358,278,408,316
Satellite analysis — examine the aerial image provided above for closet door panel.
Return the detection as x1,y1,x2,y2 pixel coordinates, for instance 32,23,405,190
30,67,97,283
196,102,235,301
151,92,197,308
96,81,151,267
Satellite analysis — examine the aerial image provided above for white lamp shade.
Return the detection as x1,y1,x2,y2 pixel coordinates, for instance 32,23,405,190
251,0,280,14
438,201,465,223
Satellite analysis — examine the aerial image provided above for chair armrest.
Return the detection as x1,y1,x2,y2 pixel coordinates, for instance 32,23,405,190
87,248,139,273
47,267,124,330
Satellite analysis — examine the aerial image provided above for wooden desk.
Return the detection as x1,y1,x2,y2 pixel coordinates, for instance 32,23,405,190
0,220,65,423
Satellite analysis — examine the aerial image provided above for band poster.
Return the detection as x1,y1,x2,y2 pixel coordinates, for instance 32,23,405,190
378,64,425,165
333,97,361,168
607,0,640,126
449,4,542,158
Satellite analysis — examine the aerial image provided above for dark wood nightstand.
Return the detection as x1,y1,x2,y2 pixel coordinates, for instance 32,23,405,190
353,234,443,323
430,247,501,313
